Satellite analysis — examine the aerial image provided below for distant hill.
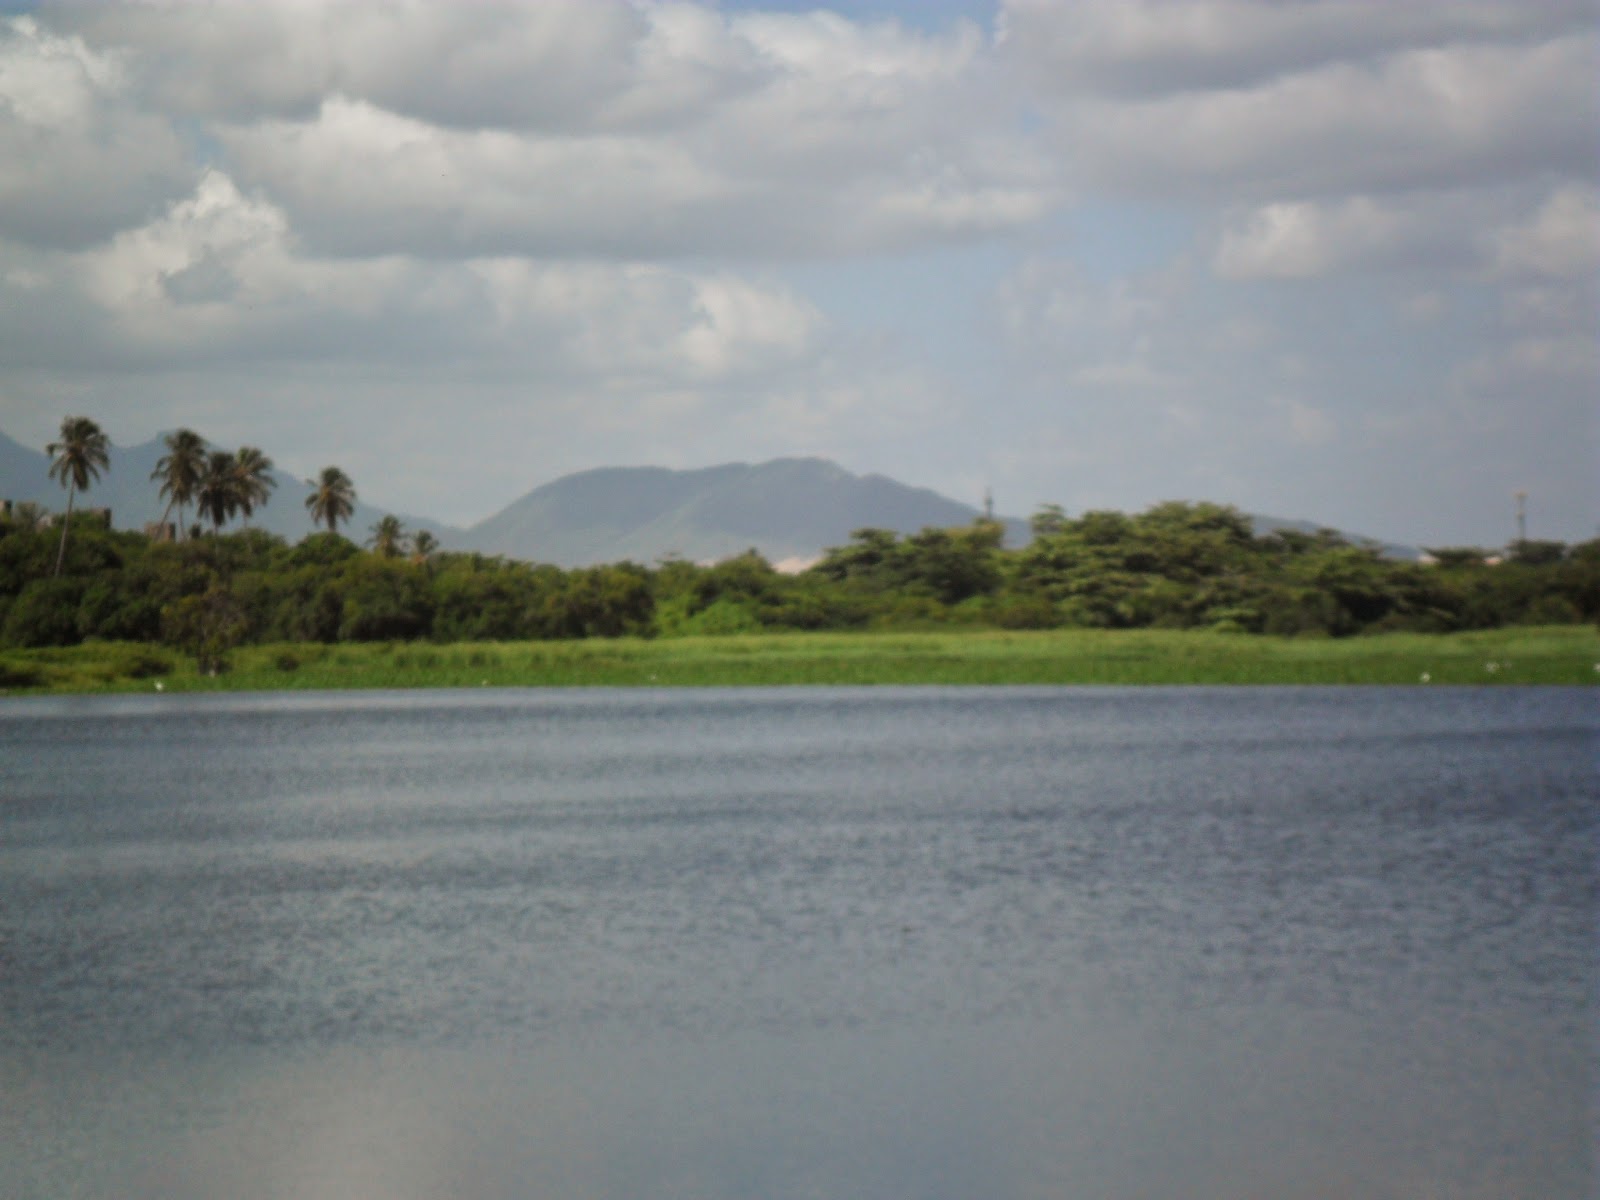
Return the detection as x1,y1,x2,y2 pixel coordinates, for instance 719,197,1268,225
457,457,1030,567
0,430,457,546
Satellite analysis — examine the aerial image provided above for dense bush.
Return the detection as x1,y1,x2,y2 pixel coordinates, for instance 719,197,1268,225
3,577,87,647
0,502,1594,653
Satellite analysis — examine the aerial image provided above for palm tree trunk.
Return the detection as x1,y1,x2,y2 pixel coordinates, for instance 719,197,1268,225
157,497,178,543
53,483,76,577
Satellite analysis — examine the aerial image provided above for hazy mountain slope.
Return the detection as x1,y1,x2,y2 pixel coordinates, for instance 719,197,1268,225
0,430,43,503
0,431,458,545
458,457,1021,566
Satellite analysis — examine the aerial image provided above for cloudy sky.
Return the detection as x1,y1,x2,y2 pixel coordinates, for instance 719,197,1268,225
1,0,1594,546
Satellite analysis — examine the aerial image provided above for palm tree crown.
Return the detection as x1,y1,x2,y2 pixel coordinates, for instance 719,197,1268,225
232,446,277,522
409,529,439,564
48,416,111,494
196,450,242,534
368,514,406,558
150,428,207,540
306,466,356,534
47,415,111,576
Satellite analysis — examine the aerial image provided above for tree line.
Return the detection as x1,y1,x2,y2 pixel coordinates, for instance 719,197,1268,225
34,418,358,552
3,416,1595,664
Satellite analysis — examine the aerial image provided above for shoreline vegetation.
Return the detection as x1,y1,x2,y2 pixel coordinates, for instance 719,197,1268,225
9,418,1598,693
2,627,1595,694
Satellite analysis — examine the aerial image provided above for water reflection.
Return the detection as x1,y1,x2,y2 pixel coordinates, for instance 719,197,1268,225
1,687,1593,1198
7,1009,1588,1200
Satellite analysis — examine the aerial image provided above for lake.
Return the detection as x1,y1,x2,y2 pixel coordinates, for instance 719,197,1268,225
1,686,1594,1199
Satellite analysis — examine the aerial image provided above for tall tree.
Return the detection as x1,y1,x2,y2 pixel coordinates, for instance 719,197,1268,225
305,466,356,534
231,446,277,523
367,514,407,558
196,450,241,534
150,428,207,541
46,416,111,576
409,529,439,565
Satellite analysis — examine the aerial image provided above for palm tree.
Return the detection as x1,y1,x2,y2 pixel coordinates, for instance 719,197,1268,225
47,416,111,576
231,446,277,523
196,450,241,534
150,428,207,541
305,466,356,534
367,514,406,558
409,529,439,564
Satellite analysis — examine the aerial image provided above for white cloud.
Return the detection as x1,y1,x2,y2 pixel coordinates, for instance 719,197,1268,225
1212,182,1600,282
1492,186,1600,280
69,170,438,360
79,171,285,314
999,0,1594,98
1005,0,1597,201
216,95,1052,257
678,276,822,378
77,173,818,373
71,1,651,130
0,16,192,248
1213,198,1405,280
59,1,1052,261
216,96,735,258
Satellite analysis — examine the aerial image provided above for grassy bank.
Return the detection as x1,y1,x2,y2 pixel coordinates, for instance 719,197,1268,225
1,626,1596,695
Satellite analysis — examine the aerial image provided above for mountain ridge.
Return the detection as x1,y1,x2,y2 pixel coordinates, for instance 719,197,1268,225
457,456,1024,566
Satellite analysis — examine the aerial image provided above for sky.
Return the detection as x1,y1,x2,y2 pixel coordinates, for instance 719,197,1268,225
0,0,1595,547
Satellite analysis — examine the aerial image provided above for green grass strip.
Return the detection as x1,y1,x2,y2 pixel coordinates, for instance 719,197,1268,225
2,627,1596,695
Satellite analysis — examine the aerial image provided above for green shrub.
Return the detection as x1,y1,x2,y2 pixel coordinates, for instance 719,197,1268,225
0,657,43,688
680,598,761,636
162,585,249,674
1522,594,1581,625
110,647,175,679
2,578,86,647
986,593,1061,630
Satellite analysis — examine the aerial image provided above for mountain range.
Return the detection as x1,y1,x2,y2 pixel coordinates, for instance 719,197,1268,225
1,429,1417,565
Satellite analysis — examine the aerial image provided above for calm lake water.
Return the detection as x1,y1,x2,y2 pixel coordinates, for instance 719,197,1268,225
1,686,1594,1199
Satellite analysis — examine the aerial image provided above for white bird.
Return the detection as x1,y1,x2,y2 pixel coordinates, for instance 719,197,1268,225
154,681,164,692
